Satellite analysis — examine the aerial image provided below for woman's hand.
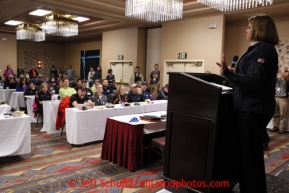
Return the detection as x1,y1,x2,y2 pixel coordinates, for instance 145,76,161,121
216,53,228,73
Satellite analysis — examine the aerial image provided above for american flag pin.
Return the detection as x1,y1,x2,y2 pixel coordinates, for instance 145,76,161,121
257,58,265,63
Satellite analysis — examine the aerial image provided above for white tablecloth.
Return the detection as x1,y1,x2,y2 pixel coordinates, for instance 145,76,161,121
65,101,167,145
52,94,59,101
24,96,38,123
0,114,31,156
9,92,26,109
0,104,10,114
41,100,60,134
0,89,16,104
109,111,167,134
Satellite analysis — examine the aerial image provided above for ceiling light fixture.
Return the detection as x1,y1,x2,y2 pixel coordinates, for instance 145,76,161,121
29,9,52,16
5,20,22,26
197,0,273,12
72,17,90,22
16,23,45,42
42,14,78,37
125,0,183,23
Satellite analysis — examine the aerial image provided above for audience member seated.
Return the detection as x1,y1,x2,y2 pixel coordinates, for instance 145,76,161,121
102,79,114,103
4,74,17,89
112,85,128,104
23,82,37,102
157,84,169,100
35,83,52,113
55,79,63,94
127,84,145,102
16,77,29,92
70,86,94,108
81,79,93,98
47,74,57,84
35,74,45,86
69,77,79,89
91,83,108,106
141,82,152,100
59,78,77,99
90,79,100,93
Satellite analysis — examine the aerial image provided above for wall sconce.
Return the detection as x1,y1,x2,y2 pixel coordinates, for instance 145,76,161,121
37,61,42,69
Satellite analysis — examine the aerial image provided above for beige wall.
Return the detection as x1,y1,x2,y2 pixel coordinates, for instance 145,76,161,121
146,28,162,82
102,27,146,81
64,39,102,78
224,16,289,66
0,33,17,76
160,15,225,86
17,41,64,78
137,28,147,78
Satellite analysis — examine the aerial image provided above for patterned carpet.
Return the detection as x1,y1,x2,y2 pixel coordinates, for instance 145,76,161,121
0,125,289,193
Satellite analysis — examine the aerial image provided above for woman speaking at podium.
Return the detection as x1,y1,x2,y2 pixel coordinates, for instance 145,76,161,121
216,14,279,193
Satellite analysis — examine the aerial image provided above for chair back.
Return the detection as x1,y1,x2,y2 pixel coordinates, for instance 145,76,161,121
151,93,158,100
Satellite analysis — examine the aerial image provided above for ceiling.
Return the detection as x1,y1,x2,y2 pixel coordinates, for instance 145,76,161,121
1,0,289,43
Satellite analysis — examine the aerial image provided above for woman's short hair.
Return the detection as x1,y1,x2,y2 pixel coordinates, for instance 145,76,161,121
40,82,48,90
108,69,112,73
248,14,279,45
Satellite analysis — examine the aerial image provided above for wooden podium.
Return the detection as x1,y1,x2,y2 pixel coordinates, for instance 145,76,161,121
163,73,238,193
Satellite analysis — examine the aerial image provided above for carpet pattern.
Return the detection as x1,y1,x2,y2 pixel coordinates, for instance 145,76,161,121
1,126,289,193
0,126,164,193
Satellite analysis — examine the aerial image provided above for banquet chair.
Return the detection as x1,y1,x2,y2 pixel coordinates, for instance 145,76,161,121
150,136,166,163
151,93,158,100
56,96,70,136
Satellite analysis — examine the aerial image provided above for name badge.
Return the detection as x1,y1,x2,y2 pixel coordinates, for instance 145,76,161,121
277,87,280,92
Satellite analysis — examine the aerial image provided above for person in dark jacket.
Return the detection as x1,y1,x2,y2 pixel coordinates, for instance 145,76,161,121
4,74,17,89
35,83,51,113
17,65,25,78
157,84,168,100
24,82,37,97
112,85,128,104
216,14,279,193
94,66,102,80
141,82,152,100
127,84,145,102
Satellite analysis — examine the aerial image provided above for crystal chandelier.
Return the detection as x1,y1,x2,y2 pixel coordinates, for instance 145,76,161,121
197,0,273,12
42,14,78,37
125,0,183,23
16,24,45,42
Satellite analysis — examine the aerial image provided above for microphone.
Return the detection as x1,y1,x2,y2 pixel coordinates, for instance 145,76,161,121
231,55,238,67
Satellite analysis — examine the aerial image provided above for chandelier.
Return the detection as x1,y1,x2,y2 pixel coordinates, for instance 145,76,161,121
197,0,273,12
125,0,183,23
42,14,78,37
16,24,45,42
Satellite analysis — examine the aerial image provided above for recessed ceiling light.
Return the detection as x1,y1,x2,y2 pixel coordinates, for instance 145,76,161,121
72,17,90,22
29,9,51,16
5,20,22,26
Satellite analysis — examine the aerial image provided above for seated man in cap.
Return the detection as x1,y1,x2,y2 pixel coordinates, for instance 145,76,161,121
127,84,145,102
36,74,45,86
157,84,169,100
4,74,17,89
70,86,94,108
81,79,93,98
141,82,152,100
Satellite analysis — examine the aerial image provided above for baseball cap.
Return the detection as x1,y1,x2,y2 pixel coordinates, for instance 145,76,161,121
141,82,148,85
165,84,169,88
37,74,43,78
78,86,86,91
131,83,138,88
82,79,88,83
8,74,13,78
